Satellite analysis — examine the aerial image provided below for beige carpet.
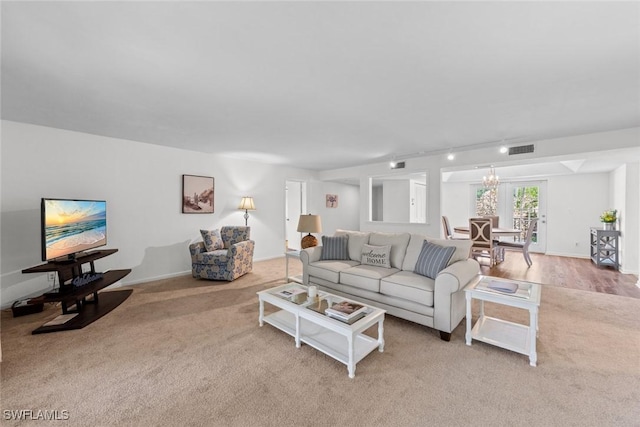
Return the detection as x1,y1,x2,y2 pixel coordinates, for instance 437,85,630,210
1,258,639,426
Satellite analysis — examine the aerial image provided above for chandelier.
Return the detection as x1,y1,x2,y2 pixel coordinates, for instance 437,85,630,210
482,166,499,189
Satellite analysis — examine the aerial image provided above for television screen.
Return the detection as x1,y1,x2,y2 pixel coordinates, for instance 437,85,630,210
41,198,107,261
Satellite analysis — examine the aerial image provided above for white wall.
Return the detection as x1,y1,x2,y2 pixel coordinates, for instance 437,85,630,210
307,181,360,237
0,121,320,305
440,182,472,239
545,173,610,258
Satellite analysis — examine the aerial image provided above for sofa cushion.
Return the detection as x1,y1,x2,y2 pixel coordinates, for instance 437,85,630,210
361,244,391,268
320,235,349,260
340,265,399,292
200,229,224,252
402,234,472,271
380,271,435,307
335,229,370,261
308,260,360,283
368,232,411,269
414,240,456,279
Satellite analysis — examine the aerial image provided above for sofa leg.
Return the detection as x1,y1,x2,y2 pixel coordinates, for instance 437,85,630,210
439,331,451,342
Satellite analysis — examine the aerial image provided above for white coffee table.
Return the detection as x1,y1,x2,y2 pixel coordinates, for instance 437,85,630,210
465,276,542,366
258,283,385,378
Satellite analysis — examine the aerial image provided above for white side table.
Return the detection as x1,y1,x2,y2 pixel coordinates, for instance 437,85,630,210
285,250,303,284
465,276,542,366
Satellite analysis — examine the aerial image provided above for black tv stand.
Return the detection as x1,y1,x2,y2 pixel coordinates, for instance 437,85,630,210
22,249,132,334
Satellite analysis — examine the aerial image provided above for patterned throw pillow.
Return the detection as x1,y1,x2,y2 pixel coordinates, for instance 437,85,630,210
320,235,349,260
200,229,224,252
361,244,391,268
414,240,456,279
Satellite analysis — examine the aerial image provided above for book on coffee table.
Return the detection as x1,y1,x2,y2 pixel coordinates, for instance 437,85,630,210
476,278,532,299
325,301,367,320
274,286,309,304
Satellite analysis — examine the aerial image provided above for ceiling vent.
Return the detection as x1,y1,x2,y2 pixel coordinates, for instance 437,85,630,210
508,144,535,155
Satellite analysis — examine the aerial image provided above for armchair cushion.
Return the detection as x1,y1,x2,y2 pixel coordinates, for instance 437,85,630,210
200,229,224,252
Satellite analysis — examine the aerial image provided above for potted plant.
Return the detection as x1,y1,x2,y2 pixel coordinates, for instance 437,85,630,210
600,209,617,230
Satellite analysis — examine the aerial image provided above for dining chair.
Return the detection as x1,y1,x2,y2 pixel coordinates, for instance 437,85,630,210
497,218,537,267
482,215,500,228
469,217,500,266
442,216,467,240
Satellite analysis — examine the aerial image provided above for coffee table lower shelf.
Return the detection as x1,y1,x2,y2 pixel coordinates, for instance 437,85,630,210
263,310,380,370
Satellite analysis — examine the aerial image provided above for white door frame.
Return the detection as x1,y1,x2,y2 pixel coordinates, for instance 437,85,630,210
285,180,307,251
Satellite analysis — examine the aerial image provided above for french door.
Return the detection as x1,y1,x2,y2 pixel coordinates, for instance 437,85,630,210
472,181,547,253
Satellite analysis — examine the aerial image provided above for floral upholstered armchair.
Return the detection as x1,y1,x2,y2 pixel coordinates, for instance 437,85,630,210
189,226,255,281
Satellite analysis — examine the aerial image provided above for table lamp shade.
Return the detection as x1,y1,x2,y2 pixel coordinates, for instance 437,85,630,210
297,214,322,249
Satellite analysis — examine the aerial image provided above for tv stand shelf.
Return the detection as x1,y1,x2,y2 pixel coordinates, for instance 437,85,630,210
22,249,131,334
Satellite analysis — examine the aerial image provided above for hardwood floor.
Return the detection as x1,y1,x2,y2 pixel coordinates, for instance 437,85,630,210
480,251,640,299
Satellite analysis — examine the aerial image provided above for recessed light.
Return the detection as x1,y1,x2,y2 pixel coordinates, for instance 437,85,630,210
499,146,508,154
447,153,455,161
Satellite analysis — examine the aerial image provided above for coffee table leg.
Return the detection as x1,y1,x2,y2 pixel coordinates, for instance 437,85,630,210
378,319,385,352
258,298,264,327
348,334,355,379
465,292,472,345
295,315,301,348
529,306,538,367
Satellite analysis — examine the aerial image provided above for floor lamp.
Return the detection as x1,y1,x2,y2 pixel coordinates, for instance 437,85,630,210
238,197,256,226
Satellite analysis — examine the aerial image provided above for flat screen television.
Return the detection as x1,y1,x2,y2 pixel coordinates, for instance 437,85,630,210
41,198,107,262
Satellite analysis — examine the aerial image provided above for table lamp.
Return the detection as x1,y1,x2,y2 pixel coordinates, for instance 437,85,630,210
297,214,322,249
238,197,256,226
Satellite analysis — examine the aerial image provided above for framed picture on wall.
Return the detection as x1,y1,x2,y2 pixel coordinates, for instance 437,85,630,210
326,194,338,208
182,175,214,213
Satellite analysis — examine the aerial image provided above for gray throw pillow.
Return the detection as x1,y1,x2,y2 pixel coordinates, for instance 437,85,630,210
320,235,349,260
361,244,391,268
414,240,456,279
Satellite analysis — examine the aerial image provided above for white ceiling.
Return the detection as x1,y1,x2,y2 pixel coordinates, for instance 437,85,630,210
2,2,639,171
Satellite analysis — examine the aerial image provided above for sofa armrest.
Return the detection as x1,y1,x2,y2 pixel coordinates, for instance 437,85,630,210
229,240,255,257
189,242,207,257
432,258,480,333
299,246,323,265
299,246,323,285
435,259,480,294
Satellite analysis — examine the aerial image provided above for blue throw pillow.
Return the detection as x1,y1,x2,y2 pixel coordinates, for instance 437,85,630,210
320,235,349,260
414,240,456,279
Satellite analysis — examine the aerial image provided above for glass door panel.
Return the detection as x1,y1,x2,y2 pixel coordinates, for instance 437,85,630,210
471,181,546,253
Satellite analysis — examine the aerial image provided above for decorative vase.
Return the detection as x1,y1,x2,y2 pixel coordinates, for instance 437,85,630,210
602,222,614,230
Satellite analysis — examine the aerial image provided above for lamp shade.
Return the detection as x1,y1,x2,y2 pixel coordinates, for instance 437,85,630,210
297,214,322,233
297,214,322,249
238,197,256,211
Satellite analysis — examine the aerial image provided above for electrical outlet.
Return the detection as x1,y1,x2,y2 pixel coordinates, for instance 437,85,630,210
47,272,56,282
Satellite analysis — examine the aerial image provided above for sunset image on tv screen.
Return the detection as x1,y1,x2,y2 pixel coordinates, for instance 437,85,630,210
43,199,107,260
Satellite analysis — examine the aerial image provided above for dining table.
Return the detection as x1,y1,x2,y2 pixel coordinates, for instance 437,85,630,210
453,226,521,238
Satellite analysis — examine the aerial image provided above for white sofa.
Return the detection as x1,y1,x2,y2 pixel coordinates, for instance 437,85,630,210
300,230,480,341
